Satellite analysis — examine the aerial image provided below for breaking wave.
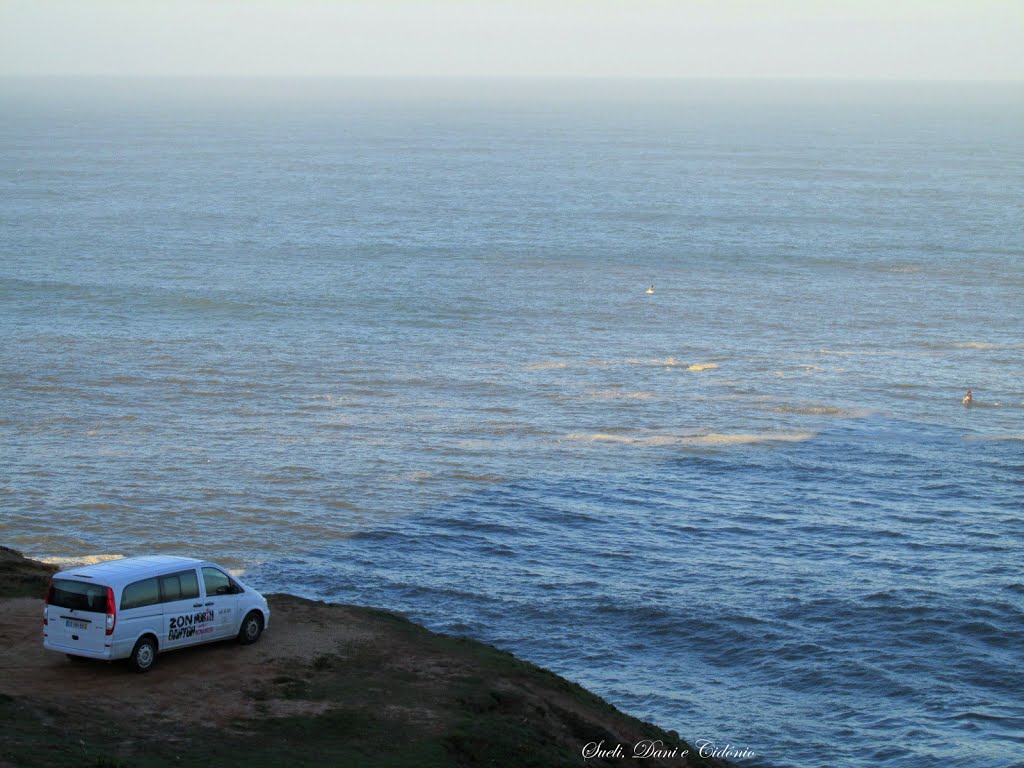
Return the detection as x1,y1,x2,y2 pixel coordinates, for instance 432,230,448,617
586,389,656,401
566,431,816,446
952,341,998,350
44,554,125,568
768,403,872,418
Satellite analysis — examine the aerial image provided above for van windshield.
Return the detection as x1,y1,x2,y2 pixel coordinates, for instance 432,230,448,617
48,579,109,613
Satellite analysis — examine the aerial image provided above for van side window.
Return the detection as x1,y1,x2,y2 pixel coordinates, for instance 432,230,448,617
202,567,237,596
159,569,200,602
121,577,160,610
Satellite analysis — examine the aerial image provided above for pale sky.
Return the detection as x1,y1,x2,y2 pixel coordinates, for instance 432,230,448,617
1,0,1021,80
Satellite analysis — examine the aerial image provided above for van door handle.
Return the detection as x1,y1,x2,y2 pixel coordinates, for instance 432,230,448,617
204,602,214,606
193,603,203,607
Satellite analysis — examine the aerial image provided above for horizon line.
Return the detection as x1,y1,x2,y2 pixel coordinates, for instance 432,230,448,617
2,74,1022,84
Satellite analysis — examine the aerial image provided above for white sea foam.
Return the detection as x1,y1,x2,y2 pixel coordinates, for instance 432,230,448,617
586,389,656,401
684,431,816,445
44,554,125,567
881,264,923,274
817,349,890,357
622,357,719,370
527,358,618,371
567,431,815,446
526,361,572,370
567,433,680,446
530,357,719,372
952,341,997,350
768,403,871,418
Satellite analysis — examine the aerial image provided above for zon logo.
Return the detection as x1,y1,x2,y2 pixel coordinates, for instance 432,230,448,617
168,609,215,641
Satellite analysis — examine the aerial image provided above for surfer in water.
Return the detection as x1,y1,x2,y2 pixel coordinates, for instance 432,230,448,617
646,285,654,295
962,388,973,406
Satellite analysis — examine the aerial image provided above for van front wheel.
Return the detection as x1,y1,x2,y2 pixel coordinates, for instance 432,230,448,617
129,636,157,673
238,611,264,645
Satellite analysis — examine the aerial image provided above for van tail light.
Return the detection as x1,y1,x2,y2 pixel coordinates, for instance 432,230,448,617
43,583,53,626
105,586,116,635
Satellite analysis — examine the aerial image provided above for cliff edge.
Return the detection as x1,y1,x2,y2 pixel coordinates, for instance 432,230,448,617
0,548,725,768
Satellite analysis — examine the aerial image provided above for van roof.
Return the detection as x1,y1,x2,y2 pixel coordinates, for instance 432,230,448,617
53,556,204,584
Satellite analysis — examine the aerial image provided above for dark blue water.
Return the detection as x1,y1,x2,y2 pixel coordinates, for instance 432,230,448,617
2,78,1023,767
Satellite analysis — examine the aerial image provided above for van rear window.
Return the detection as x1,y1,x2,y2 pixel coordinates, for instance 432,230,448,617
48,579,109,613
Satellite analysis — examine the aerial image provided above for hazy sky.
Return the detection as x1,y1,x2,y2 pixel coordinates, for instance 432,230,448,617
1,0,1021,79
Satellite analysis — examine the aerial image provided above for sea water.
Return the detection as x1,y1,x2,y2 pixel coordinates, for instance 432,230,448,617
1,78,1022,768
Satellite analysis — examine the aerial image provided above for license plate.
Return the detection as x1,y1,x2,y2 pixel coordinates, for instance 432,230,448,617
65,619,88,630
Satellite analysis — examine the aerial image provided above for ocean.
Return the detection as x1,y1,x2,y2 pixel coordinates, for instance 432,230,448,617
1,77,1022,768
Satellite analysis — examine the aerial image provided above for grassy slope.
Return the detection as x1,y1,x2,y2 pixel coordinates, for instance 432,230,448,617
0,548,726,768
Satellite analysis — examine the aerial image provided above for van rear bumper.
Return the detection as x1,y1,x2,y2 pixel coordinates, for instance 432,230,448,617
44,639,113,661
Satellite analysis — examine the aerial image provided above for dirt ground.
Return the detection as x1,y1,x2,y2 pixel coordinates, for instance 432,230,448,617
0,594,372,727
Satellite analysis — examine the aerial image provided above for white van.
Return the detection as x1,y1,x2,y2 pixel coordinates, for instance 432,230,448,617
42,555,270,673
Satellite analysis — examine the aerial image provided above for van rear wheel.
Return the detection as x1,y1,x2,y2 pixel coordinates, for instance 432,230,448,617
129,636,157,673
238,611,264,645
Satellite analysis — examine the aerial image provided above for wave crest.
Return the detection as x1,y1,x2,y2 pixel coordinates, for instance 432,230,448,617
567,431,815,447
963,434,1024,442
45,554,125,567
586,389,656,401
769,403,871,418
